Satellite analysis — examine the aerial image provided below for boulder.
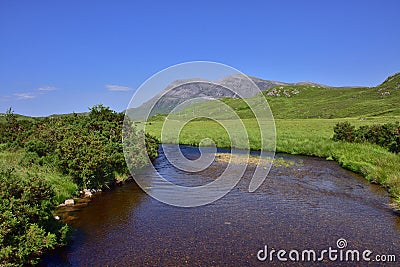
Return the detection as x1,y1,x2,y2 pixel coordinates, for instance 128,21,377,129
83,189,93,198
64,199,74,206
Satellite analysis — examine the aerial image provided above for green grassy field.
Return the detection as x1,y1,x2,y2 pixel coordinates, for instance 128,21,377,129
145,116,400,207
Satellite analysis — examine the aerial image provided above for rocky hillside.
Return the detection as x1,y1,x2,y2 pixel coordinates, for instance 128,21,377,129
376,72,400,97
126,74,328,119
155,72,400,120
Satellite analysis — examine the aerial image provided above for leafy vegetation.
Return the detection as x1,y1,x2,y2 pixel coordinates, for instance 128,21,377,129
0,169,70,266
333,121,400,153
0,105,158,266
332,121,357,142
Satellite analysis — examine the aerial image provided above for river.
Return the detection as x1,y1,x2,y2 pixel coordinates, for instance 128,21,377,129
42,145,400,266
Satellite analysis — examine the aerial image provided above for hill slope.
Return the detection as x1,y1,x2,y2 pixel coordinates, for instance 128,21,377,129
126,74,328,120
164,73,400,120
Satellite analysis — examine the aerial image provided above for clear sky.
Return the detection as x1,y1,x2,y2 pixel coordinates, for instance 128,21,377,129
1,0,399,116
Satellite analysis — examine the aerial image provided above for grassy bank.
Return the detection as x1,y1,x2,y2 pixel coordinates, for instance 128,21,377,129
0,149,78,203
145,116,400,207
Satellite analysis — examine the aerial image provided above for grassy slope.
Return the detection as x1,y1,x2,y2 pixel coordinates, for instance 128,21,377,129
0,148,78,203
0,113,36,123
169,73,400,120
0,112,88,123
145,73,400,206
263,85,400,119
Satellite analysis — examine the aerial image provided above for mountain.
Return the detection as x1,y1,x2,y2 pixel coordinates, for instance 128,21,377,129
171,72,400,119
126,74,330,120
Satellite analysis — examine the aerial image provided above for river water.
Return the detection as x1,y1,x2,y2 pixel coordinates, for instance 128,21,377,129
42,145,400,266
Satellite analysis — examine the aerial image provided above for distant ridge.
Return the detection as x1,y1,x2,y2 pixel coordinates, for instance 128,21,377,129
171,72,400,119
126,74,333,119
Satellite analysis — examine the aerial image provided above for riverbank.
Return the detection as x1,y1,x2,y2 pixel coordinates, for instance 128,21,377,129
0,105,160,266
54,175,139,224
145,117,400,209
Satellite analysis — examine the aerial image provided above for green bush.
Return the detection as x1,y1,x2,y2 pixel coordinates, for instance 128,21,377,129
0,169,71,266
122,120,159,173
333,122,356,142
24,140,49,157
145,133,159,161
56,132,127,188
0,108,34,147
333,122,400,153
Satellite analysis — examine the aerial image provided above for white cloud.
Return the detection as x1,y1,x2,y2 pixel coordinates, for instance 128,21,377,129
38,86,58,91
14,92,36,100
0,95,12,102
105,84,132,92
9,85,58,101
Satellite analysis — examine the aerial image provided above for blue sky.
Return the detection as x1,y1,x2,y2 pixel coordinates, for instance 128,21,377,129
1,0,399,116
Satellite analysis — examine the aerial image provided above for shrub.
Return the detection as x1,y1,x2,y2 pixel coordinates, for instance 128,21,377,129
56,132,127,188
145,133,159,161
24,140,49,157
333,122,356,142
0,109,33,147
333,122,400,153
0,169,71,266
